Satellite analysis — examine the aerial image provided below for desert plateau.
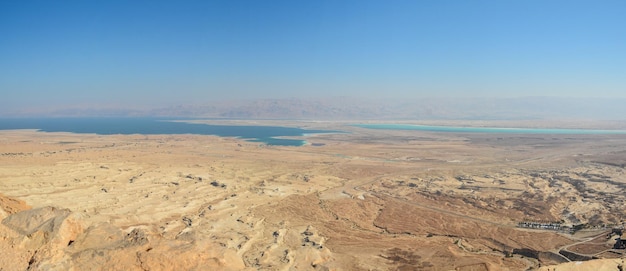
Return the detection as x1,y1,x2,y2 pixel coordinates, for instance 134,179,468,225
4,0,625,269
1,120,626,271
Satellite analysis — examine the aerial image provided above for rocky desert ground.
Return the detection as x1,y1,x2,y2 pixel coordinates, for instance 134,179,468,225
1,121,626,270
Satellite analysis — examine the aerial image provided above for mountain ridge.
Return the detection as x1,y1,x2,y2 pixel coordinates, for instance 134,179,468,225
4,97,626,121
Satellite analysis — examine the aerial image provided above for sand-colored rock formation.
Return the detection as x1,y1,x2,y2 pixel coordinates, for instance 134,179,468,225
538,258,624,271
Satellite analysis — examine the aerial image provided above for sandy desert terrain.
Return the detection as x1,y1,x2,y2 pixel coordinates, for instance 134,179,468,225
1,121,626,270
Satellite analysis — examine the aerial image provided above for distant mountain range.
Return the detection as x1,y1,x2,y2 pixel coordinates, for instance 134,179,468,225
5,97,626,120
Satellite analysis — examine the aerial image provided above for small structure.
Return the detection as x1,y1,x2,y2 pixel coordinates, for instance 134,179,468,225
517,221,562,231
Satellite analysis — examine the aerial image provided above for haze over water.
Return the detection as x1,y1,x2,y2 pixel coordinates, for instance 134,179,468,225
0,118,335,146
355,124,626,135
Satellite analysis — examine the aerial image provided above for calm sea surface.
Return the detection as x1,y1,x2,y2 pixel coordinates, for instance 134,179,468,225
354,124,626,135
0,118,335,146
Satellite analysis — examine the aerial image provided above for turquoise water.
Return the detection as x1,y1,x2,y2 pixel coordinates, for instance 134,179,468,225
0,118,336,146
354,124,626,135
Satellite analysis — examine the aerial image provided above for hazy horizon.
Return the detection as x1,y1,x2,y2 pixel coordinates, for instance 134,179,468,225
2,1,625,117
3,96,626,123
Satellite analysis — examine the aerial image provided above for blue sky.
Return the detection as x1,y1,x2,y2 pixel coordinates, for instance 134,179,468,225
1,0,625,111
